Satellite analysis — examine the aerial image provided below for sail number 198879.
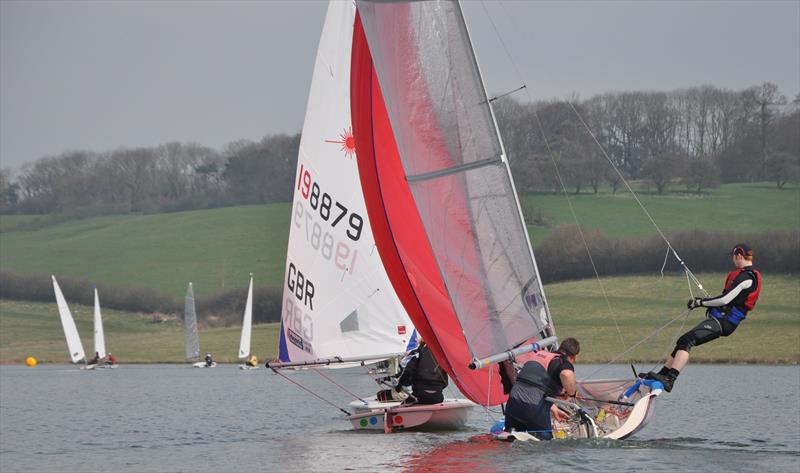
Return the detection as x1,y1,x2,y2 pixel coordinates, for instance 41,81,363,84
297,164,363,241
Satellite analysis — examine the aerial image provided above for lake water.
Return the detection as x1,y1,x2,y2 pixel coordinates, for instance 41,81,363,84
1,364,798,473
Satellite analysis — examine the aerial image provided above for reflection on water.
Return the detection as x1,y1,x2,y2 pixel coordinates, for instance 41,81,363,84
1,364,798,473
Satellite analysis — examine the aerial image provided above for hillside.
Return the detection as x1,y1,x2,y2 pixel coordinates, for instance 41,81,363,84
2,274,797,364
1,183,797,297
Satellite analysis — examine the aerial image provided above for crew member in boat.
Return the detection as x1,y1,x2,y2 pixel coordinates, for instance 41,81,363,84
245,354,258,367
502,337,580,440
105,352,117,365
394,337,449,405
88,351,100,365
644,244,761,392
204,353,214,367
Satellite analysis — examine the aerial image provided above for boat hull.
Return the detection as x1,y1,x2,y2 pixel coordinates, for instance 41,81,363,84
347,398,474,432
193,362,217,368
493,378,661,441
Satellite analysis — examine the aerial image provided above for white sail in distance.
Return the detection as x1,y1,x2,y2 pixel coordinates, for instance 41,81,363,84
93,288,106,359
184,282,200,360
277,0,415,365
52,276,86,363
238,276,253,359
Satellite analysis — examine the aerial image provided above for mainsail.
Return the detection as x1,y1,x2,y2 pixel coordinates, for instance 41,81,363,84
238,276,254,359
93,288,106,359
277,0,415,365
184,282,200,360
52,276,86,363
352,0,554,405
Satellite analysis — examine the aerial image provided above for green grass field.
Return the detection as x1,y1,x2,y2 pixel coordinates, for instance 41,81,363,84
0,204,291,298
2,274,796,365
0,299,280,364
1,183,797,297
523,182,800,242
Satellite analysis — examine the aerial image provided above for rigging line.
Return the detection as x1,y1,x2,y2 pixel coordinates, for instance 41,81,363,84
270,368,351,416
311,367,369,405
480,0,626,349
646,267,693,373
565,101,709,297
582,308,692,380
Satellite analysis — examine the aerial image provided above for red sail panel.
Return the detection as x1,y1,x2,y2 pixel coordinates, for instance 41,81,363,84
351,12,506,406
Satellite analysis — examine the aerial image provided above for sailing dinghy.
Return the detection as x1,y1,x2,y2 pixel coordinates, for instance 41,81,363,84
52,275,87,367
266,0,474,432
184,282,215,368
92,288,118,369
350,0,661,440
238,276,258,370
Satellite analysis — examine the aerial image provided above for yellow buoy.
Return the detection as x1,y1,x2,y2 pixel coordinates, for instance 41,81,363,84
25,357,38,367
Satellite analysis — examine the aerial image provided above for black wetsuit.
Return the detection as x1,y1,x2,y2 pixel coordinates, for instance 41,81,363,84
396,345,448,405
504,355,574,440
673,267,760,356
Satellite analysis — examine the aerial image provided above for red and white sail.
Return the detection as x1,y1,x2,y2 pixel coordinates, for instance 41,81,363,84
351,0,554,405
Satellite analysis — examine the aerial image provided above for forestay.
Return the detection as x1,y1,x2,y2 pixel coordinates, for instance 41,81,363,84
52,276,86,363
352,0,553,405
277,0,415,366
184,282,200,360
93,288,107,359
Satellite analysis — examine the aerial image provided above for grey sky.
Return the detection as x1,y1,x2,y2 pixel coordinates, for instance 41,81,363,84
1,0,798,170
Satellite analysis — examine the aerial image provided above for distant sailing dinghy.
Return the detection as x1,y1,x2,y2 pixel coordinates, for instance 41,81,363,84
92,288,118,369
351,0,661,440
266,0,473,432
184,283,216,368
52,275,87,367
238,276,258,370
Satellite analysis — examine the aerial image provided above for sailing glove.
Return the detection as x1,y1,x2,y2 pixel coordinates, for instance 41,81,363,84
687,297,704,310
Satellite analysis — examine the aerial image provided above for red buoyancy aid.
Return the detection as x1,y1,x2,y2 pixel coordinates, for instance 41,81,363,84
724,268,761,310
530,350,560,371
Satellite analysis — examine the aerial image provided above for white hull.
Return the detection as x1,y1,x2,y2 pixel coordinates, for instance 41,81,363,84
347,398,474,432
239,364,259,370
193,362,217,368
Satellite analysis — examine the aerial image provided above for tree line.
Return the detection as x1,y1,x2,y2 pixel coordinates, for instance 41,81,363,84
1,83,798,216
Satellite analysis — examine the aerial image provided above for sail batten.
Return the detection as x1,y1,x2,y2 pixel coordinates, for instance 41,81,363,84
406,155,502,182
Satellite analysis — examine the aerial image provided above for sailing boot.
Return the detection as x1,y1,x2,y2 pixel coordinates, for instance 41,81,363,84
642,367,678,392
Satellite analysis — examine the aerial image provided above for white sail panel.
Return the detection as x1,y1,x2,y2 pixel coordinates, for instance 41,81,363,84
238,277,253,359
357,0,553,360
52,276,85,363
279,1,414,364
93,288,106,359
184,282,200,360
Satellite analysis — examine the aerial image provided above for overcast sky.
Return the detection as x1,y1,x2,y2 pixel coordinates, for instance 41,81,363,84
1,0,798,170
